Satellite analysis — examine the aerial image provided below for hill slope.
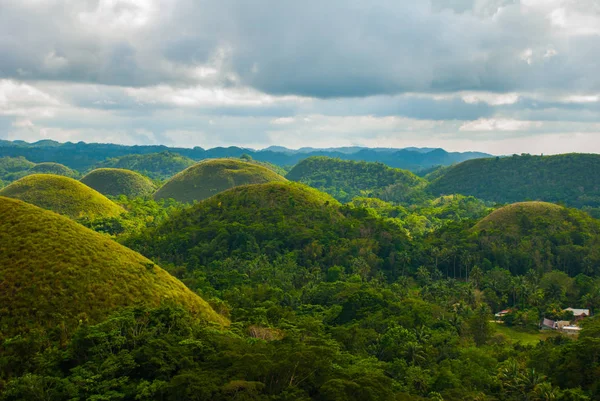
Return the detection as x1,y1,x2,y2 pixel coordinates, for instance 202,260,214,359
128,182,411,282
286,156,426,203
470,201,600,276
81,168,156,198
0,196,226,339
428,153,600,208
94,151,196,180
154,158,288,203
29,162,79,178
0,174,123,219
474,201,566,235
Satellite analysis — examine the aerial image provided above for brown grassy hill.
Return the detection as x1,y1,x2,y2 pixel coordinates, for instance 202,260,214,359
0,174,123,219
154,158,288,203
0,196,227,340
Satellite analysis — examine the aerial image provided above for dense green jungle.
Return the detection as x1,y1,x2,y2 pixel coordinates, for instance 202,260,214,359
2,144,600,401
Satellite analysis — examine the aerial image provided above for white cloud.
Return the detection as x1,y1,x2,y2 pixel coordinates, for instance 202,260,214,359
459,118,542,131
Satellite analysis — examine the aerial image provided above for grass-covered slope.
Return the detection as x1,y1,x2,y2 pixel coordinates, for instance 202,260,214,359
154,158,288,203
286,156,426,203
81,168,156,198
427,153,600,208
94,151,196,180
29,162,79,178
128,182,410,281
0,156,35,182
474,201,566,235
468,201,600,275
0,196,227,338
0,174,123,219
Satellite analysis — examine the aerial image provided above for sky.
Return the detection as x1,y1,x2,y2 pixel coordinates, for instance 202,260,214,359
1,0,600,154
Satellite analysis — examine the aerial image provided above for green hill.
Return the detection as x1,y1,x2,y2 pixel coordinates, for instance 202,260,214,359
81,168,156,198
469,201,600,276
154,158,288,203
427,153,600,208
0,196,226,339
0,156,35,182
286,156,426,203
128,182,410,282
29,162,79,178
474,201,566,235
94,151,196,180
0,174,123,219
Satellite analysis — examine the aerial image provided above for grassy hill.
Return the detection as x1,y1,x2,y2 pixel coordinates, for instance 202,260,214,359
154,158,288,203
469,201,600,276
286,156,426,203
474,201,566,235
81,168,156,198
427,153,600,208
0,156,35,183
29,162,79,178
94,151,196,180
0,196,226,339
0,174,123,219
128,182,411,283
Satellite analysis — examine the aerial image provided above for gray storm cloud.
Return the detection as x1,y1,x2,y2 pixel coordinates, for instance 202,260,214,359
1,0,598,96
1,0,600,153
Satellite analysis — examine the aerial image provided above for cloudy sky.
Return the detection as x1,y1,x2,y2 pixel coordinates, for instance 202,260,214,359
1,0,599,154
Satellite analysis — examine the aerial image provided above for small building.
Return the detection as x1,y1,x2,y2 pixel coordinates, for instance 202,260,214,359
542,318,557,330
564,308,590,319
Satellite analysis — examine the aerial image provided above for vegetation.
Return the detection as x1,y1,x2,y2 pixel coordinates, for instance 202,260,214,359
81,168,156,198
286,156,427,203
428,153,600,208
0,174,123,219
0,156,35,183
0,196,226,379
0,139,489,172
8,149,600,400
28,162,79,178
154,158,288,203
93,151,196,180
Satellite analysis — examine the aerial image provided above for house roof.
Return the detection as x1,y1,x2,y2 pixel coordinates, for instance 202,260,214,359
565,308,590,317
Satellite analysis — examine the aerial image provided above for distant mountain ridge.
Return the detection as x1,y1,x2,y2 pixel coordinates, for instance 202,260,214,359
0,139,491,172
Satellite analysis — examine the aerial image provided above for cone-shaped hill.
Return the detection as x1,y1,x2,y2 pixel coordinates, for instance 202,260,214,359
0,196,227,339
81,168,156,198
29,162,79,178
0,174,123,219
474,202,568,235
127,182,411,280
153,158,288,203
469,201,600,275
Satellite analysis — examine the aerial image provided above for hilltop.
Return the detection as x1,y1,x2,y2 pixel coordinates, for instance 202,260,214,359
0,196,226,339
127,182,410,281
29,162,79,178
0,156,35,185
467,201,600,276
286,156,426,203
154,158,288,203
0,174,123,219
93,151,196,180
474,201,567,235
427,153,600,208
81,168,156,198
